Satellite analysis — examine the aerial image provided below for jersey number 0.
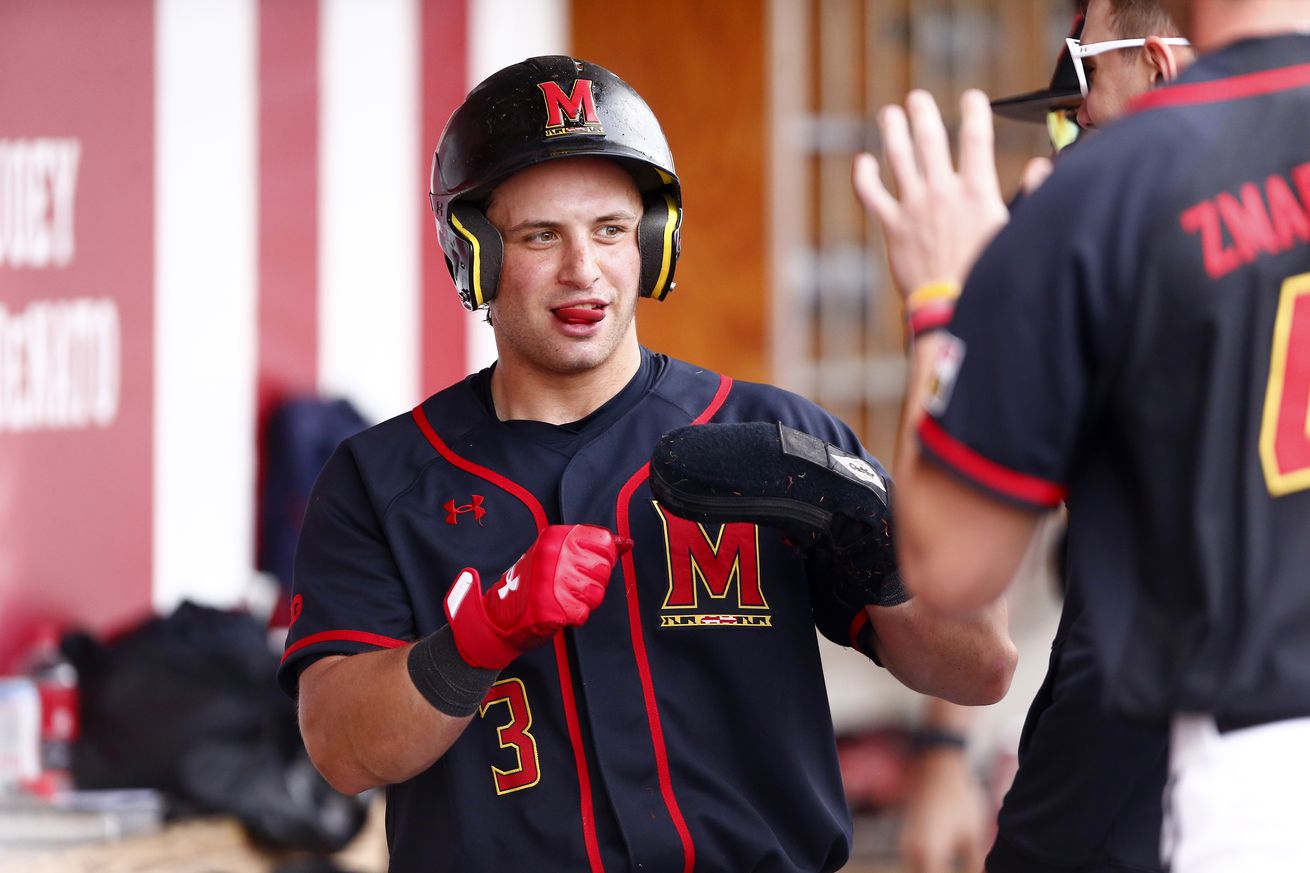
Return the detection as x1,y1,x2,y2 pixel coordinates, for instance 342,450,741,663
1260,271,1310,496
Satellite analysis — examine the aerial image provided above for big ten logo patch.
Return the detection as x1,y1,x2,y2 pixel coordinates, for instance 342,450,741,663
651,502,771,629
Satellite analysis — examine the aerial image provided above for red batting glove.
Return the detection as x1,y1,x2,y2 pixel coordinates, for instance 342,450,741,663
444,524,633,670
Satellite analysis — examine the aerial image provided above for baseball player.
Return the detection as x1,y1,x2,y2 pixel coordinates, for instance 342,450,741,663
278,56,1015,873
887,10,1194,872
858,0,1310,870
979,6,1194,873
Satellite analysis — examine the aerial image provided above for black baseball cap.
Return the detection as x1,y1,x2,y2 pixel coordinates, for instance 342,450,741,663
991,15,1084,124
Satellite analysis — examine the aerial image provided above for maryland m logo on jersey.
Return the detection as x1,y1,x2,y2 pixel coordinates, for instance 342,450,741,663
652,502,770,628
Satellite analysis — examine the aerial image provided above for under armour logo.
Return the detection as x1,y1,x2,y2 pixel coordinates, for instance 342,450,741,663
497,565,521,600
444,494,486,525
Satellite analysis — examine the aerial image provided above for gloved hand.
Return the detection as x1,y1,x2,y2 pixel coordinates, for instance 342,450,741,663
650,421,908,621
649,422,905,658
444,524,632,670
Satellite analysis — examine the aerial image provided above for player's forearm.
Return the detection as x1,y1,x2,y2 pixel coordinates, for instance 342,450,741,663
298,647,474,795
893,335,1039,613
886,332,1020,700
892,333,965,606
870,596,1016,705
893,332,942,475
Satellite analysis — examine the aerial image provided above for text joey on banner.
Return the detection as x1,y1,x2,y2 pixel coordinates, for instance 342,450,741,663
0,138,81,270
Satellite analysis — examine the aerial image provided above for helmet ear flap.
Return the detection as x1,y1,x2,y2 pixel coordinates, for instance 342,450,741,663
448,202,505,310
637,187,682,300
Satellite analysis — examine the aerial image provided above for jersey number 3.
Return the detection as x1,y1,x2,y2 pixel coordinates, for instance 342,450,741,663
479,677,541,795
1260,272,1310,496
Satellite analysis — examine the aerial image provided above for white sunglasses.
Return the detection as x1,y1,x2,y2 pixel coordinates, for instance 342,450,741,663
1065,37,1191,97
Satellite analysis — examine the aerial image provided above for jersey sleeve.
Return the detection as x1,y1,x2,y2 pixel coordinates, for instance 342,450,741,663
919,143,1148,511
277,441,419,696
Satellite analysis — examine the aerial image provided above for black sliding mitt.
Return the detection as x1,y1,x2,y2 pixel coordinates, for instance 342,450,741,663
649,422,908,610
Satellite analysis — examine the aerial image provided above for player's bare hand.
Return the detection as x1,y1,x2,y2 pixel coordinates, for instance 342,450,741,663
854,89,1009,300
899,745,989,873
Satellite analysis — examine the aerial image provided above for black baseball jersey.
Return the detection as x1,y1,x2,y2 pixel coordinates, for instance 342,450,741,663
278,349,890,873
922,34,1310,726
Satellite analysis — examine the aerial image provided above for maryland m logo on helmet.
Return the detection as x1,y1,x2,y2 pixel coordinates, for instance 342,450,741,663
537,79,604,137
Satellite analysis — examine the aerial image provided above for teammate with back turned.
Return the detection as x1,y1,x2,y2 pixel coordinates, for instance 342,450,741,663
278,56,1015,873
858,1,1310,871
958,5,1196,873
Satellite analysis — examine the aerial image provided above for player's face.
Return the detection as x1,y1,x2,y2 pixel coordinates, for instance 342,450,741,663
486,157,643,380
1075,0,1161,129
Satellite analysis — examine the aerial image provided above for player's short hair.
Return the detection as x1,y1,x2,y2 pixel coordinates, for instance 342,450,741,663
1080,0,1182,38
1111,0,1182,37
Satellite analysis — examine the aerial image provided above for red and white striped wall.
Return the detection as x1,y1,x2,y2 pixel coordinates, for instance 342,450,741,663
0,0,566,661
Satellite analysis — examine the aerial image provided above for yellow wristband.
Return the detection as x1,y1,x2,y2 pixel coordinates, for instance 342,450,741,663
905,281,962,313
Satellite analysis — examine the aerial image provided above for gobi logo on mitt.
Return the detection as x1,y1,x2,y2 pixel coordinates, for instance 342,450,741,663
652,502,771,629
833,455,884,491
538,79,604,138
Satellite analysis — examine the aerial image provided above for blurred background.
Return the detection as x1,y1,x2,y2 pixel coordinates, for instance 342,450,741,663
0,0,1074,870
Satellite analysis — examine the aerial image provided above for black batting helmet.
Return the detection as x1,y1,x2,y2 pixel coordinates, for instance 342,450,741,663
430,56,683,311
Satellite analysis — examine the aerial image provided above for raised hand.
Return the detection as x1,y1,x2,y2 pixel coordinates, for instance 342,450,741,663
853,89,1010,303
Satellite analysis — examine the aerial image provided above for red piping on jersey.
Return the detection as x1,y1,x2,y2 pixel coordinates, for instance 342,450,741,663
550,634,606,873
1132,60,1310,113
848,608,871,649
614,373,733,873
918,416,1067,508
410,404,606,873
281,629,406,663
